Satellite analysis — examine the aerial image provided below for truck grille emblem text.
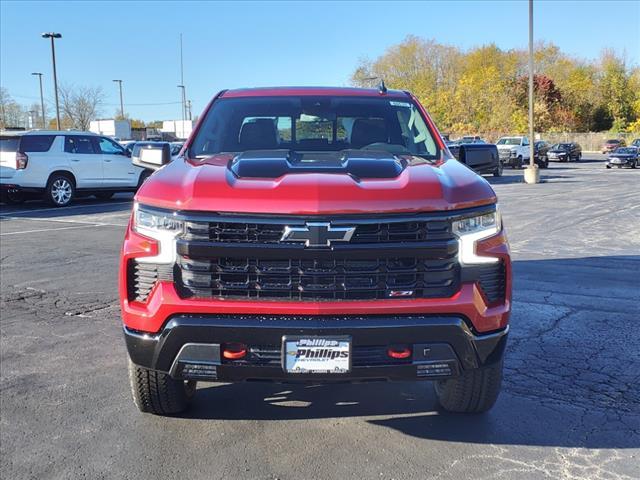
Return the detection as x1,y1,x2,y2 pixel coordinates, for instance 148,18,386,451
281,222,355,247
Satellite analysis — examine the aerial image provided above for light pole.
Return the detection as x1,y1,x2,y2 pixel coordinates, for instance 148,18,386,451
524,0,540,184
113,79,124,118
177,84,186,123
41,32,62,130
31,72,46,128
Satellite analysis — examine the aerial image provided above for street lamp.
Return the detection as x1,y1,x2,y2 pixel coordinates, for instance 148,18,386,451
524,0,540,184
41,32,62,130
177,84,186,123
31,72,46,128
112,79,124,118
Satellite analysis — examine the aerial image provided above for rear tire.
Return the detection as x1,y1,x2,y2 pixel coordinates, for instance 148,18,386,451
493,161,503,177
95,192,114,200
631,160,637,169
516,156,523,169
434,360,503,413
136,170,152,190
45,173,75,207
128,359,196,415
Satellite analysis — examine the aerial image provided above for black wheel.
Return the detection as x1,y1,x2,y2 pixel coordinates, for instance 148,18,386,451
516,156,523,169
575,153,581,162
631,160,637,169
434,360,503,413
541,157,549,169
95,192,114,200
128,359,196,415
493,160,503,177
1,189,25,204
606,165,611,169
45,173,75,207
136,170,152,190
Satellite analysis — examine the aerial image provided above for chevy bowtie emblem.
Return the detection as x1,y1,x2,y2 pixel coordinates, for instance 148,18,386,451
281,222,355,247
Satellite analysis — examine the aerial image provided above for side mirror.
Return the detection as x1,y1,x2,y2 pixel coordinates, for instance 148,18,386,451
132,142,171,170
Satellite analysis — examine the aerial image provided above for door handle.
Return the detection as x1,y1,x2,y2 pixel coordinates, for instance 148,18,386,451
71,159,80,162
104,159,112,162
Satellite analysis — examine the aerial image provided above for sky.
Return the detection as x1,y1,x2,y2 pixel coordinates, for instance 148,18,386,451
1,0,639,122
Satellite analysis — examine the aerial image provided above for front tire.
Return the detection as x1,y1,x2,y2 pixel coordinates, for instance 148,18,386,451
434,360,503,413
128,359,196,415
516,156,523,169
45,174,75,207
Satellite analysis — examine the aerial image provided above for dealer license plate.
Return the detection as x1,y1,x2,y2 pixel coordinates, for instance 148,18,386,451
283,337,351,374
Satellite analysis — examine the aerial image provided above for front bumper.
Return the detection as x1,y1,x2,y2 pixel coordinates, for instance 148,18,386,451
124,314,508,382
607,158,635,166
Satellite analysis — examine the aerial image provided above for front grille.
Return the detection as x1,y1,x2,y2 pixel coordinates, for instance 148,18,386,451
183,219,452,244
222,345,411,367
177,255,458,300
127,261,173,303
476,262,506,303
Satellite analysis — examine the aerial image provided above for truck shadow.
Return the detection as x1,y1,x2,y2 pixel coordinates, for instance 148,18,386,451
186,255,640,449
0,194,133,219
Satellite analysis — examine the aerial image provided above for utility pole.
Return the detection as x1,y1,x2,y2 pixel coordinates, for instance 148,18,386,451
113,79,124,118
42,32,62,130
524,0,540,184
187,100,192,120
31,72,46,128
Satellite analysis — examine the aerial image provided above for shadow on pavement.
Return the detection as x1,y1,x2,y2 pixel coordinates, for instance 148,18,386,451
183,255,639,449
0,194,133,219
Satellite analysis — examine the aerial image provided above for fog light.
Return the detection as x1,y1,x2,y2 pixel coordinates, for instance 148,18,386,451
387,345,412,359
223,343,247,359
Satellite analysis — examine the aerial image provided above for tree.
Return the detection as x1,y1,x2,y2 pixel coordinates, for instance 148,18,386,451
59,84,105,130
598,50,634,132
0,88,27,129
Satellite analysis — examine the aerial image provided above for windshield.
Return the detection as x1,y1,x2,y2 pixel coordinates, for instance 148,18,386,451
614,147,636,154
552,143,572,150
189,96,440,158
606,140,620,144
497,138,521,146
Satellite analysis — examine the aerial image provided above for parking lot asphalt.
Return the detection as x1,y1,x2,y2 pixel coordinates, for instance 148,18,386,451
1,155,638,480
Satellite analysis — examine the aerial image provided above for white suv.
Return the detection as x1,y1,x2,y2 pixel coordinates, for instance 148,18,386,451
1,130,147,207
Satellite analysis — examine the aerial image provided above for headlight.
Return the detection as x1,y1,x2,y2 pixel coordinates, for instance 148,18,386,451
134,204,184,234
133,203,183,264
453,210,501,265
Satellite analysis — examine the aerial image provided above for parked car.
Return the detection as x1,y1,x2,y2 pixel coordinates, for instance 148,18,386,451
606,146,638,169
534,140,551,168
602,139,625,154
457,143,502,177
459,136,486,144
120,140,137,155
631,138,640,147
547,142,582,162
496,136,531,168
122,86,511,416
170,142,184,160
0,130,146,206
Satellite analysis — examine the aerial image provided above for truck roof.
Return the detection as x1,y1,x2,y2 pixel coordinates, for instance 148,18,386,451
220,86,410,99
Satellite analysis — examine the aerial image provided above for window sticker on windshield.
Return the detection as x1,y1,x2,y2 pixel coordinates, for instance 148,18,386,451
390,101,411,108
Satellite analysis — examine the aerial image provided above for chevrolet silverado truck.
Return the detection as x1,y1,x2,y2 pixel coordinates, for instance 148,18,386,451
121,87,511,416
496,135,531,169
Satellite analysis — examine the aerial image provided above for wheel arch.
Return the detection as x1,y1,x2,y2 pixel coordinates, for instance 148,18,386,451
46,170,77,187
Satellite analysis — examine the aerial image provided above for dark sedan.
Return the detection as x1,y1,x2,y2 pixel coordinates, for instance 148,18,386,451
606,147,638,169
547,142,582,162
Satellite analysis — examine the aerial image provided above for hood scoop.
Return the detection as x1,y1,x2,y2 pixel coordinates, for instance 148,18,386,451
229,149,407,180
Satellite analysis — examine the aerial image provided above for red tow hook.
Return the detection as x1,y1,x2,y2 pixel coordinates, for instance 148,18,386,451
222,343,248,360
387,345,412,359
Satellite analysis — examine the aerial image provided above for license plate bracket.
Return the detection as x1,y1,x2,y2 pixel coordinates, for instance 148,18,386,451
282,336,351,374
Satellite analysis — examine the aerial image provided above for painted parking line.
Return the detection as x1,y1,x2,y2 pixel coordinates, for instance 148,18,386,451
0,224,119,236
0,216,127,227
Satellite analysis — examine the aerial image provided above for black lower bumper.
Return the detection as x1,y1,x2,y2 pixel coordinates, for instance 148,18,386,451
124,315,508,383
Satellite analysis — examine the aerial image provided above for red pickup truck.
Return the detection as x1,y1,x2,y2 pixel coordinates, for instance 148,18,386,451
121,87,511,416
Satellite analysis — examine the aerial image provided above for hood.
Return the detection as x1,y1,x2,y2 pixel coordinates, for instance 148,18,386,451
496,144,516,150
135,152,496,215
609,153,634,158
549,148,569,153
